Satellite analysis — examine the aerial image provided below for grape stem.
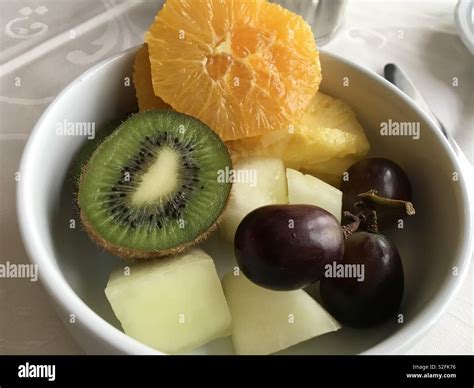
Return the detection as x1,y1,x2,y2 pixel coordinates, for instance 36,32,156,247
342,211,360,239
358,189,416,215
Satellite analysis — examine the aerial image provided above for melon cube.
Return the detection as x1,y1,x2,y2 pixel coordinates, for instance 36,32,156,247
105,249,232,354
223,273,340,355
219,157,288,243
287,168,342,221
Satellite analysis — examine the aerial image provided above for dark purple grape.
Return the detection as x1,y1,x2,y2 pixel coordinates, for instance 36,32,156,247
234,205,344,291
340,158,412,228
320,232,404,328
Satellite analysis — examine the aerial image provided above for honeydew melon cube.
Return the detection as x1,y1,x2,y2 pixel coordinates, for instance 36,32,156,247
220,157,288,243
105,249,232,354
223,273,340,355
287,168,342,221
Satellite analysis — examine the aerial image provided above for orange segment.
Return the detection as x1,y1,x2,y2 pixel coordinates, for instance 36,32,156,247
145,0,321,141
133,44,171,112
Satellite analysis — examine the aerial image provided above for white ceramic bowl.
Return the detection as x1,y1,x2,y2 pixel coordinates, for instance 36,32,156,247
17,46,473,355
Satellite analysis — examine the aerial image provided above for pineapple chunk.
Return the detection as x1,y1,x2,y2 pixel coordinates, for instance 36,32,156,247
227,92,370,184
287,168,342,221
301,155,361,187
223,273,340,355
219,157,288,243
105,249,231,354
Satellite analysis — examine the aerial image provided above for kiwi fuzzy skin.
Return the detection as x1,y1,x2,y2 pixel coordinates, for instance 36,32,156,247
79,207,225,260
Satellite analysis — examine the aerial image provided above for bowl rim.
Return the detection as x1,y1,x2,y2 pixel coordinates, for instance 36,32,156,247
16,46,473,355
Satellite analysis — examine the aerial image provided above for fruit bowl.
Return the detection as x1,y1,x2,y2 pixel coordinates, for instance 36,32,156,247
17,46,473,355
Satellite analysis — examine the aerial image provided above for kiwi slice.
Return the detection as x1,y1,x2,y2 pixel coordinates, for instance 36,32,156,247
70,119,121,185
78,110,232,259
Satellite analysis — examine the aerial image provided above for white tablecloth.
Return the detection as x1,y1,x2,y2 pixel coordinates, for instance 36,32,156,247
0,0,472,354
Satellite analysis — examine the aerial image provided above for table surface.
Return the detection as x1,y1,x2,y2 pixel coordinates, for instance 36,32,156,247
0,0,472,355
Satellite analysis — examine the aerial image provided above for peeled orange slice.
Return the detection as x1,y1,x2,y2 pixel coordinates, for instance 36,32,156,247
145,0,321,141
133,44,171,112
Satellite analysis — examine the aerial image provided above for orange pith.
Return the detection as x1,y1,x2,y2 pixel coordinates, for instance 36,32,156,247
145,0,321,141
